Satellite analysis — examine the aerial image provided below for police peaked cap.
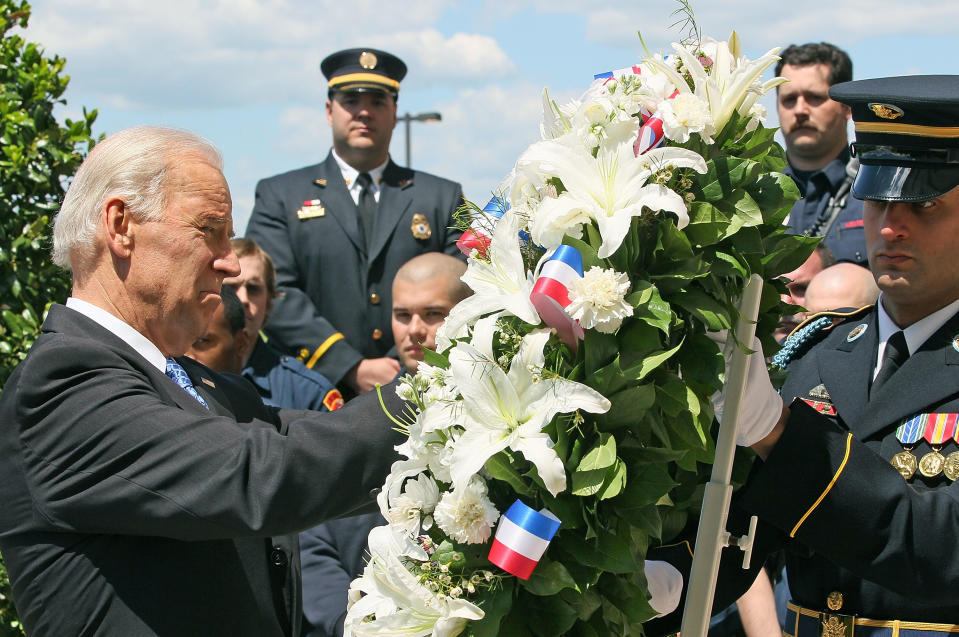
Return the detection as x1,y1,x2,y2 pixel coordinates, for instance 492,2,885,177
321,48,407,97
830,75,959,202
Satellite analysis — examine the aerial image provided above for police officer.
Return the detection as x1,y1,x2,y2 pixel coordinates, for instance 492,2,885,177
246,48,464,395
776,43,867,265
649,75,959,635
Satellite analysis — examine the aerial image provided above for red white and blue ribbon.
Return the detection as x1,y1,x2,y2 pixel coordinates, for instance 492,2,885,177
594,64,642,85
530,245,585,349
456,196,507,257
634,88,680,156
487,500,561,580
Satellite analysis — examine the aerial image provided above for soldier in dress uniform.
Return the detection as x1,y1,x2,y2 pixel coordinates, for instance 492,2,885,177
649,75,959,635
246,47,464,396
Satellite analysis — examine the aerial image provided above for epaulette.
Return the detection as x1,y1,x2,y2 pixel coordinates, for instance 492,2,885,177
771,304,873,369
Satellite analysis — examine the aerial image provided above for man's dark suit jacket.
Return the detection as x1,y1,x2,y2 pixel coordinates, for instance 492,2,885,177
0,305,404,636
245,152,463,385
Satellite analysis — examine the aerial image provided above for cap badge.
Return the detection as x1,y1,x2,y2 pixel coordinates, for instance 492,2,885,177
359,51,378,69
847,323,868,342
411,213,432,240
868,103,904,120
952,335,959,353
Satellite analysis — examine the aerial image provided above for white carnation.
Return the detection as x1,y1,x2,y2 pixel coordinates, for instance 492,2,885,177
388,473,441,534
659,93,714,143
434,477,500,545
566,266,634,334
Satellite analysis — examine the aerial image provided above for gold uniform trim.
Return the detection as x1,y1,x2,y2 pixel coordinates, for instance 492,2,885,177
787,305,874,340
785,601,959,634
328,72,400,90
790,433,853,538
855,121,959,139
305,333,345,369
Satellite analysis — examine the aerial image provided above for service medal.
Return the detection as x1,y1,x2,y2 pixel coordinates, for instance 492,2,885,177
945,452,959,481
919,448,945,478
891,450,918,480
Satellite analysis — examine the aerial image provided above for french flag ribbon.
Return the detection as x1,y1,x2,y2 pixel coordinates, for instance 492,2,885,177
634,88,680,156
456,196,508,257
594,64,643,85
530,245,585,349
487,500,561,580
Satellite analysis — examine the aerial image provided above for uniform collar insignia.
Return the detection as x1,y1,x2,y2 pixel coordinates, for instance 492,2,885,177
847,323,868,342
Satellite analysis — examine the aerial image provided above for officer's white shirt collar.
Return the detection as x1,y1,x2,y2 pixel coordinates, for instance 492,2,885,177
874,294,959,378
331,150,388,205
66,297,167,373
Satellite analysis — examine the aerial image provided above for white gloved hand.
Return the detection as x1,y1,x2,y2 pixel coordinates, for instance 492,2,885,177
645,559,683,618
708,332,783,447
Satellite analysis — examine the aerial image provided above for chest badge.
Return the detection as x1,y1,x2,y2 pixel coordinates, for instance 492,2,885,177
846,323,868,342
411,213,432,240
297,199,326,220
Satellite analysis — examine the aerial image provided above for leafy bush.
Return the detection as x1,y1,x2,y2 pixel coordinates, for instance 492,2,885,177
0,2,98,633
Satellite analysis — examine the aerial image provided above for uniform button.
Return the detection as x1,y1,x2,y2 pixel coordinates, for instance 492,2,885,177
271,546,288,568
370,293,381,305
372,328,383,340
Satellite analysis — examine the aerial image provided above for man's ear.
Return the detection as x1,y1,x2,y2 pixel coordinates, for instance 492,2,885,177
235,327,253,369
104,197,134,258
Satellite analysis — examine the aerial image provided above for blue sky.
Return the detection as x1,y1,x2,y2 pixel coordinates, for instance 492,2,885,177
24,0,959,233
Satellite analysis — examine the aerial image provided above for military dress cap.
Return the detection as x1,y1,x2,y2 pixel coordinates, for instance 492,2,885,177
829,75,959,201
321,48,407,97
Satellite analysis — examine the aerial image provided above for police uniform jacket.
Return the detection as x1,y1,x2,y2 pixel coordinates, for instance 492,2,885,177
736,305,959,621
245,153,463,385
0,305,405,636
785,155,867,265
243,337,343,412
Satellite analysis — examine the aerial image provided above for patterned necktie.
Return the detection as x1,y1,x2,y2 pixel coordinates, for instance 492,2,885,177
356,172,376,249
165,358,210,409
871,330,907,397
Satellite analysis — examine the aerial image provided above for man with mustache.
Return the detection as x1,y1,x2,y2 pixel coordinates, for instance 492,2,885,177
247,48,464,398
777,42,867,266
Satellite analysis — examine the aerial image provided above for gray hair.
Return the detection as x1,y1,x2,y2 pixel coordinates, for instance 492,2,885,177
52,125,222,271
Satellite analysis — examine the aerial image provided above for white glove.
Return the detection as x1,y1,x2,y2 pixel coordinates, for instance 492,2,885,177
709,333,783,447
645,559,683,618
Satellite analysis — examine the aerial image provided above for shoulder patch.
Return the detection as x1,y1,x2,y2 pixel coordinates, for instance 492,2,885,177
771,304,873,370
322,389,345,412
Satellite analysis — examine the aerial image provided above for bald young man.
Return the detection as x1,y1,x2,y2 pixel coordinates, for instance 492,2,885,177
804,262,880,315
391,252,470,372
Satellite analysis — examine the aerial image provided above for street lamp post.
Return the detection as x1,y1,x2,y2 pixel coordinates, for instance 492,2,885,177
399,111,442,168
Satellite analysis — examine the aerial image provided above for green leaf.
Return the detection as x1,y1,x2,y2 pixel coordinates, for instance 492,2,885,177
485,453,534,497
626,280,672,334
576,432,616,471
596,459,627,500
596,384,655,429
620,340,683,381
521,559,579,596
470,582,515,637
420,344,450,369
670,288,732,331
575,527,637,573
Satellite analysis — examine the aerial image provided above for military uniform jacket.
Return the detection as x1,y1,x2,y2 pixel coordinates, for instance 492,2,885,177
785,156,867,265
246,153,463,384
243,337,343,412
737,306,959,621
0,305,405,636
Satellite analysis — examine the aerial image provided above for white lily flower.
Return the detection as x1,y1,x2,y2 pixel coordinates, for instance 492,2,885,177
447,328,610,496
435,213,540,349
645,33,781,138
344,526,484,637
519,137,706,257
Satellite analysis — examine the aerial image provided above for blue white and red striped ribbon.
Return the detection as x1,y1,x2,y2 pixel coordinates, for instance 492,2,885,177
594,64,643,85
487,500,561,580
530,245,585,349
456,196,508,257
634,88,680,156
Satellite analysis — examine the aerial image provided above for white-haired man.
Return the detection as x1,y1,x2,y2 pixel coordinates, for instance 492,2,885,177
0,126,404,636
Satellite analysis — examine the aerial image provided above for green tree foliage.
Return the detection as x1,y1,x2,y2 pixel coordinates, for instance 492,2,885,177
0,2,98,633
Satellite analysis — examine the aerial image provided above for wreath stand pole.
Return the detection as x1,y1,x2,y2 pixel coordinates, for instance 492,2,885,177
679,273,764,636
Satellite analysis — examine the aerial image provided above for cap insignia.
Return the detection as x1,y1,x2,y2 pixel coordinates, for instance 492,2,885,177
869,103,904,120
847,323,868,342
953,335,959,353
359,51,378,69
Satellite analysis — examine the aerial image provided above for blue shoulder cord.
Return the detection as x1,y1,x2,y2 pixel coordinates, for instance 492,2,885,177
770,315,833,370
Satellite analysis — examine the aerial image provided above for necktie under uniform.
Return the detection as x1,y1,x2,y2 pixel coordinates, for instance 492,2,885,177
356,172,376,251
165,358,210,409
871,330,907,397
